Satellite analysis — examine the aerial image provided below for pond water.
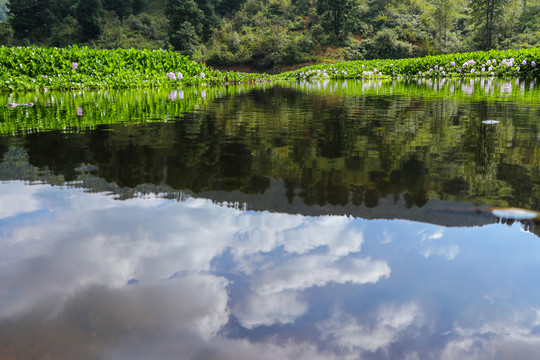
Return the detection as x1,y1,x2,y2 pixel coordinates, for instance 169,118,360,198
1,78,540,359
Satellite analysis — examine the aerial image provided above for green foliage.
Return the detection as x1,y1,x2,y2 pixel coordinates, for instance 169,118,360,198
9,0,56,41
370,28,412,59
316,0,358,44
169,22,201,56
0,45,269,91
470,0,512,50
0,21,13,46
75,0,103,41
3,0,540,71
280,47,540,79
428,0,463,50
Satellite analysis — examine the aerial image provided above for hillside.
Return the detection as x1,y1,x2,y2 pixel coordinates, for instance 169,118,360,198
1,0,540,72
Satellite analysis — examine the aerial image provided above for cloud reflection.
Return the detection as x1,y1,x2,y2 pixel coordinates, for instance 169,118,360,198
0,182,391,359
2,182,540,359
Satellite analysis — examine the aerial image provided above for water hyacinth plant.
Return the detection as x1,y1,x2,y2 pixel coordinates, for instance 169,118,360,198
0,45,269,91
1,46,539,92
279,48,540,80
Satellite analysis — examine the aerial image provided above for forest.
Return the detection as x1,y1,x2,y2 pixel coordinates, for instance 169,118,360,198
0,0,539,71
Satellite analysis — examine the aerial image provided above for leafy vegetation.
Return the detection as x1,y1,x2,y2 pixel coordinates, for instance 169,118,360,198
1,0,540,71
0,45,269,91
0,45,538,92
279,48,540,79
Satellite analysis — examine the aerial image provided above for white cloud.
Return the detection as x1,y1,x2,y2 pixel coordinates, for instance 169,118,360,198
233,292,308,329
0,182,44,220
252,255,390,296
421,244,459,260
319,303,423,353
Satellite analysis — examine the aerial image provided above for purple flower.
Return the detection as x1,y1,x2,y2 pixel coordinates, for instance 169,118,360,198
532,61,536,67
72,62,78,70
177,72,183,80
486,60,491,66
517,66,521,71
76,107,83,116
200,72,206,78
450,61,456,67
522,60,527,66
166,72,176,80
471,69,475,73
42,75,47,78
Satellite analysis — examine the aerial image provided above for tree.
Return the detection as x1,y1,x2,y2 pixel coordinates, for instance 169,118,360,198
9,0,56,40
166,0,219,52
169,21,200,55
470,0,510,50
217,0,245,15
316,0,357,43
429,0,462,49
75,0,103,41
103,0,133,24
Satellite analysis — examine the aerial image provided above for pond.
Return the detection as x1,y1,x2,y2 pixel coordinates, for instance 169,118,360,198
1,78,540,359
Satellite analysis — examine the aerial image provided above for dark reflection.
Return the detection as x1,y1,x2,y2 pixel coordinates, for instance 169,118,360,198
1,80,540,224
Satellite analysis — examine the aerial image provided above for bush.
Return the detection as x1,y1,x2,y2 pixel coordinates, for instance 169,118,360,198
371,28,412,59
343,41,365,61
278,34,313,65
0,21,13,46
169,22,200,55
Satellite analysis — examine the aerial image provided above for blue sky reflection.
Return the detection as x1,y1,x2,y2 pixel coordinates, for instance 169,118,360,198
1,181,540,359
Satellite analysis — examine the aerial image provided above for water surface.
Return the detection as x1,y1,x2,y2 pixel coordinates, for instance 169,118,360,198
1,79,540,359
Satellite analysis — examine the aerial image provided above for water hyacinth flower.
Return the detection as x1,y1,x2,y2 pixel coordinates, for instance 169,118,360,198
522,60,527,66
72,62,78,70
42,75,47,78
76,106,83,116
450,61,456,67
532,61,536,67
471,69,475,73
486,60,491,66
177,72,183,80
166,72,176,80
517,66,521,71
200,72,205,78
488,66,493,72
